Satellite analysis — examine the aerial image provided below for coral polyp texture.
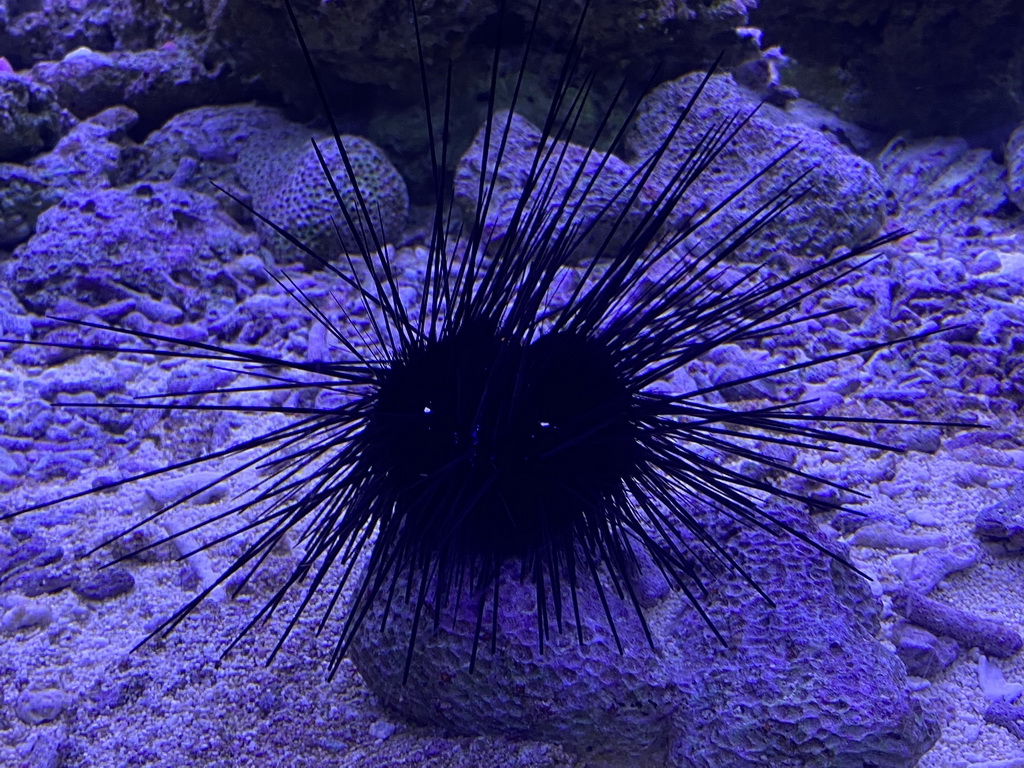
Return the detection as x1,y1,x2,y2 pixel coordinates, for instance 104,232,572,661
2,0,1002,766
139,104,410,262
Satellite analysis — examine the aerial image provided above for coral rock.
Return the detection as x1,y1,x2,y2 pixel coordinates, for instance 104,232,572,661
351,506,938,767
142,104,409,263
892,621,959,678
5,181,259,317
260,135,409,262
627,72,887,266
454,109,644,264
0,71,71,162
976,482,1024,554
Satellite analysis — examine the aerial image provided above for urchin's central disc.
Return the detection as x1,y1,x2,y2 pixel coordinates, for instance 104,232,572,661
365,321,640,558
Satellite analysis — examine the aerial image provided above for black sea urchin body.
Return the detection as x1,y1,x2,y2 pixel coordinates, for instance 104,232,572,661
365,323,640,561
6,0,962,688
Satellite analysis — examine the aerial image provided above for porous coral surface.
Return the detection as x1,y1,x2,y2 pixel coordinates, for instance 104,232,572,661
350,505,938,767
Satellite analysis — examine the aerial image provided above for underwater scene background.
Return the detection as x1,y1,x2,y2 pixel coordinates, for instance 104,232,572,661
2,1,1024,766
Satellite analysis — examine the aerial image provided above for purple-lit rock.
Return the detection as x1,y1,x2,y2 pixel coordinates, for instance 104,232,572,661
1008,121,1024,210
6,180,259,317
14,687,67,725
263,134,408,261
0,71,71,162
0,105,140,247
29,45,239,130
892,621,959,678
975,483,1024,554
143,104,408,263
877,136,1008,237
985,700,1024,740
73,567,135,601
0,163,62,246
0,0,178,67
746,1,1023,139
454,110,644,265
209,0,755,123
627,72,886,266
141,104,296,195
351,505,938,767
892,543,980,595
850,522,948,552
31,105,139,190
892,588,1023,659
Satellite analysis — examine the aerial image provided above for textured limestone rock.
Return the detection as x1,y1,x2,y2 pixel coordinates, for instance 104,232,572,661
893,588,1023,659
877,136,1010,237
350,505,938,767
666,507,936,768
352,564,674,768
626,72,887,266
0,0,156,67
975,483,1024,554
141,104,297,196
892,622,959,679
209,0,756,114
142,104,409,263
260,135,408,261
453,110,643,264
28,45,237,134
0,163,62,247
0,105,140,247
1005,121,1024,212
0,71,71,162
5,181,259,318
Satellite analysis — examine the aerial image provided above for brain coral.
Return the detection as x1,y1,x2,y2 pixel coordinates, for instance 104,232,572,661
142,105,409,264
255,134,409,263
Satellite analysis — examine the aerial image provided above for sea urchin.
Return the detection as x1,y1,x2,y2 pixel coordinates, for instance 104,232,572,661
6,0,962,690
